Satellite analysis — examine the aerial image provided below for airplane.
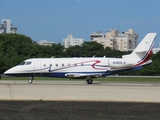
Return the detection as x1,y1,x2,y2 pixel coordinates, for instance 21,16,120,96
4,33,157,84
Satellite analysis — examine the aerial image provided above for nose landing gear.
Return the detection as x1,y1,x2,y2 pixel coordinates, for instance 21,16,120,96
28,75,34,84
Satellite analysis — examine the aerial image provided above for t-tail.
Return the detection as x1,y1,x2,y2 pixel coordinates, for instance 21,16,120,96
123,33,157,66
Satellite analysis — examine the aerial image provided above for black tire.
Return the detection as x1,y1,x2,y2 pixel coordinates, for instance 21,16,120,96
87,79,93,84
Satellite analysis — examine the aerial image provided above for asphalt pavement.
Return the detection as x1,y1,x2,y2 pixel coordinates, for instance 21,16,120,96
0,80,160,120
0,101,160,120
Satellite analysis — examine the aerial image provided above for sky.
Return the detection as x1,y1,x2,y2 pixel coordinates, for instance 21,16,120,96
0,0,160,47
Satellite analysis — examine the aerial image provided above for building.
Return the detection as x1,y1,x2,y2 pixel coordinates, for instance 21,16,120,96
91,29,138,51
153,48,160,54
39,40,55,46
90,31,105,40
0,19,18,34
62,34,84,48
153,43,160,54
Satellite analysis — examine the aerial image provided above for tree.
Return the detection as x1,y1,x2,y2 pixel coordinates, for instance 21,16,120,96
81,41,104,57
65,45,82,57
51,43,66,57
0,34,36,73
0,33,160,76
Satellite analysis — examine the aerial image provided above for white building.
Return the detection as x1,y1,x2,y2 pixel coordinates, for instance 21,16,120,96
90,31,105,40
153,48,160,54
0,19,18,34
39,40,55,46
62,34,84,48
91,29,138,51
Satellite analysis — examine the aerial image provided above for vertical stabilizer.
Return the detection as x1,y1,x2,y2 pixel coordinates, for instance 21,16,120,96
123,33,157,61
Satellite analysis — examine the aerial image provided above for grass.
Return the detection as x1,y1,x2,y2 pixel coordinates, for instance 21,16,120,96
1,76,68,81
1,76,160,82
96,77,160,82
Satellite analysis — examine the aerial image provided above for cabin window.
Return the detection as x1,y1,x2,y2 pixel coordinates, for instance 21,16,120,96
26,62,32,65
43,64,46,67
68,63,70,66
56,64,58,67
19,61,26,65
81,63,83,66
74,63,77,66
62,63,64,67
50,64,52,67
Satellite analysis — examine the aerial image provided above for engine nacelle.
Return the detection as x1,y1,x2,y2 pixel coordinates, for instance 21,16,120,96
108,59,135,68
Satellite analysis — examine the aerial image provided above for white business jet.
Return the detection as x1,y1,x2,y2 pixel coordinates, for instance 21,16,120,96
4,33,157,84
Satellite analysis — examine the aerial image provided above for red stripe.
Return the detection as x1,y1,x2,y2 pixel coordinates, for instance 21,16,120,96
135,49,153,67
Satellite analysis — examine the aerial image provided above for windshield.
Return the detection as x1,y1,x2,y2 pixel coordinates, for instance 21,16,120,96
26,61,32,65
19,61,26,65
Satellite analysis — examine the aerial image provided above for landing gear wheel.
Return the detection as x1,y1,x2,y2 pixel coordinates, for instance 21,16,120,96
28,75,34,84
28,79,33,84
86,79,93,84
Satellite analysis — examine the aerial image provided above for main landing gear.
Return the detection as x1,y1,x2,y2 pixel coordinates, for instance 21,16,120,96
86,76,93,84
28,75,34,84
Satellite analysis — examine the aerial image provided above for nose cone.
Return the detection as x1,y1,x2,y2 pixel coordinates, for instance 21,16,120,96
4,68,15,76
4,70,8,75
4,66,20,76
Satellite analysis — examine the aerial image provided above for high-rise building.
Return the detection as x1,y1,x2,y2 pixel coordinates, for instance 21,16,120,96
90,31,105,40
0,19,18,34
91,29,138,51
62,34,84,48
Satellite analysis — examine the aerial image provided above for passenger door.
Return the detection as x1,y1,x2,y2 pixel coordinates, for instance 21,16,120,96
34,61,41,72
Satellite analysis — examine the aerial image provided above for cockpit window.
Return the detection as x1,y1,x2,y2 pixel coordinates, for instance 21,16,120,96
18,61,32,65
26,61,32,65
19,61,26,65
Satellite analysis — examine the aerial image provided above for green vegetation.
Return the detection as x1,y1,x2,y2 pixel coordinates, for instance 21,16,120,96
1,76,160,82
96,77,160,82
1,77,68,81
0,33,160,76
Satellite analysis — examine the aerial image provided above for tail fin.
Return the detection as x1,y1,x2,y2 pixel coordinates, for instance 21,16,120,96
123,33,157,62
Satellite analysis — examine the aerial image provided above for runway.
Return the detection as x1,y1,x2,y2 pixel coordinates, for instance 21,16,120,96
1,80,160,120
0,80,160,102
